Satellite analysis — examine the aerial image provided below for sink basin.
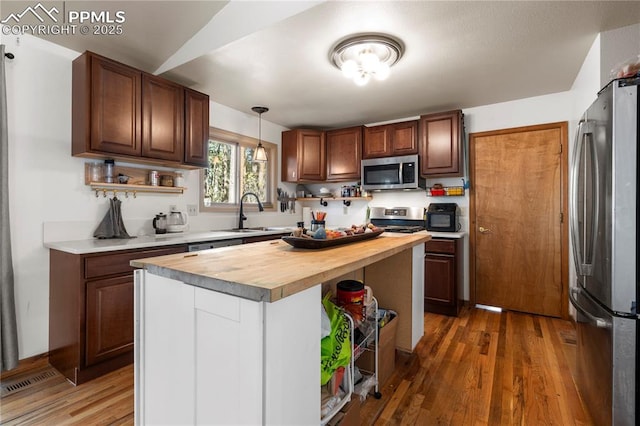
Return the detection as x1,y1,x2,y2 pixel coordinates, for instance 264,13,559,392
214,227,295,233
216,227,267,233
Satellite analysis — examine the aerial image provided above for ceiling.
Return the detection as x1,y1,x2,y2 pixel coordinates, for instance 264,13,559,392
3,1,640,129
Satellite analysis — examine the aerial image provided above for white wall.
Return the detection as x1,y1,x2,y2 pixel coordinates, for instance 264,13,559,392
600,23,640,88
3,33,290,358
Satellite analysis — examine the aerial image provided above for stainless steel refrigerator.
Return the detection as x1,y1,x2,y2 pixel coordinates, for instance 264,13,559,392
569,76,639,426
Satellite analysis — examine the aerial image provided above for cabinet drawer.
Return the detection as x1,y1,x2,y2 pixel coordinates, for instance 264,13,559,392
84,246,186,279
425,239,455,255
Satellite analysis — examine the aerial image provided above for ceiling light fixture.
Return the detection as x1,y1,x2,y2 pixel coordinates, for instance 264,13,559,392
330,34,404,86
251,106,269,163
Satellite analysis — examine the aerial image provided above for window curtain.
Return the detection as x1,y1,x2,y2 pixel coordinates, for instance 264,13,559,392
0,44,18,371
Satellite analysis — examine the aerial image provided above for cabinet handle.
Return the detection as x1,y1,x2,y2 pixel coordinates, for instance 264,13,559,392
478,226,491,233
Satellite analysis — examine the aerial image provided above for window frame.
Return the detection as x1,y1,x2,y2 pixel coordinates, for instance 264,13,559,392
200,127,277,213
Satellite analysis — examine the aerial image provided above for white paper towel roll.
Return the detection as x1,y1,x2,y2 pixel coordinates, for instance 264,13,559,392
302,207,312,228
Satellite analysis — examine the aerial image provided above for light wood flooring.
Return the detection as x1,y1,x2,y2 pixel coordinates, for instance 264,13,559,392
1,307,592,425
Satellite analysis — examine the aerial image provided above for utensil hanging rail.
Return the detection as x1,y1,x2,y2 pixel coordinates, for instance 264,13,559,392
90,182,184,198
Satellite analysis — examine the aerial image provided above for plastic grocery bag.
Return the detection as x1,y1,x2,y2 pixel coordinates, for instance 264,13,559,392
320,293,351,385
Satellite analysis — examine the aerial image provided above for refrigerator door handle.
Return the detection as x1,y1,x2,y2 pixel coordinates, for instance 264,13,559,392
569,287,611,329
569,120,599,276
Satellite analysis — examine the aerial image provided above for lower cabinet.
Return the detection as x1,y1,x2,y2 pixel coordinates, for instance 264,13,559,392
424,238,463,316
49,244,186,384
85,275,134,366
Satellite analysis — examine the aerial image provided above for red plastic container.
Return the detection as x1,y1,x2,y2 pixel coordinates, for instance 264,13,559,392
336,280,365,321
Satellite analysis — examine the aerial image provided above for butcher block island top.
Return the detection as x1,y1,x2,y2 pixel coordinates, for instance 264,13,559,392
131,232,431,302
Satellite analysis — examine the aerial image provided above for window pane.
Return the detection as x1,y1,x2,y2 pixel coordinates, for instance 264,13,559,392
240,146,268,202
203,140,236,205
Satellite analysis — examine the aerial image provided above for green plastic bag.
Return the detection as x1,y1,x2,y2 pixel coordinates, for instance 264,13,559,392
320,293,351,385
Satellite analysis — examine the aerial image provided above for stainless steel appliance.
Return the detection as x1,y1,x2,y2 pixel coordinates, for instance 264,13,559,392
569,76,639,426
369,206,425,233
361,154,426,191
426,203,460,232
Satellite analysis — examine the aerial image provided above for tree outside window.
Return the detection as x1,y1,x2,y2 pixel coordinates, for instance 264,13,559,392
202,128,275,211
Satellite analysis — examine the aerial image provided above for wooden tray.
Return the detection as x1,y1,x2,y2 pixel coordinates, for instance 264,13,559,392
281,230,384,249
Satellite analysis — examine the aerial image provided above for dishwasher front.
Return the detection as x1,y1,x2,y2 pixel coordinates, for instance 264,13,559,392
187,239,243,252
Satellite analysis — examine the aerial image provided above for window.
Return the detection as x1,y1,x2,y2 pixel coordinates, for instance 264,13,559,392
201,128,276,212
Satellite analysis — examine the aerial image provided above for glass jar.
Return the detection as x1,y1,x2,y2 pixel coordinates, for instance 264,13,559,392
104,159,115,183
89,162,103,182
174,172,184,187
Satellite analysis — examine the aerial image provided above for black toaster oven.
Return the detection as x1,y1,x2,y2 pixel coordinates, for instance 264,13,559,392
426,203,460,232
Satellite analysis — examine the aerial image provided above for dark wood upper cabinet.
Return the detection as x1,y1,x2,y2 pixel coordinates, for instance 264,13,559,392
72,51,209,169
282,129,326,182
326,126,362,181
363,120,418,159
363,125,392,158
142,75,184,162
184,89,210,167
75,53,142,157
391,121,419,155
419,110,463,177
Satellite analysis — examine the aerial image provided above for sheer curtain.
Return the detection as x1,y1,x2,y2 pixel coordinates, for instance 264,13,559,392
1,44,18,371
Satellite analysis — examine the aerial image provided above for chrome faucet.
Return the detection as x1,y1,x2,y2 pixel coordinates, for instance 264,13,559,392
238,192,264,229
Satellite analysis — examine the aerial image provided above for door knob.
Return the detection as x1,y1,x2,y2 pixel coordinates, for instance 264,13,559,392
479,226,491,233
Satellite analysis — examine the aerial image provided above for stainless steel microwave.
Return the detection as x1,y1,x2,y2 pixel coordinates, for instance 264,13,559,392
361,154,426,191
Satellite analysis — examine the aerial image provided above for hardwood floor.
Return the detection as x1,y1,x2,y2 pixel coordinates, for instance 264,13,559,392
0,355,134,425
1,307,592,425
360,306,593,425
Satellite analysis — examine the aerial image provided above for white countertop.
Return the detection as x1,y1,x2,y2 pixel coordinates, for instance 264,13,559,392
426,231,466,239
44,228,295,254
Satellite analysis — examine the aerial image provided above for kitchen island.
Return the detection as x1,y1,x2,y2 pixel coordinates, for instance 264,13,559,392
131,232,430,425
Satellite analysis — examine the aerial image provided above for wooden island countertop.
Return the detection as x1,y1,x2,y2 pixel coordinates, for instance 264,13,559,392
131,232,431,302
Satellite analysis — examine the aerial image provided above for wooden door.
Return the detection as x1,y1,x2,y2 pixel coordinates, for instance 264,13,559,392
326,126,362,181
90,55,141,156
420,110,462,176
141,75,184,162
184,89,210,167
390,121,418,155
85,275,134,366
470,122,568,318
298,130,326,181
363,125,392,158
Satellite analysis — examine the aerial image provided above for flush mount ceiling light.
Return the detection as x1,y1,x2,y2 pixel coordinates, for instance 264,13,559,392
330,34,404,86
251,106,269,163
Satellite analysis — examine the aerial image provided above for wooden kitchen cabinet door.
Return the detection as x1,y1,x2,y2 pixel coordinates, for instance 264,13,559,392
142,75,185,162
390,120,418,155
363,121,418,158
184,88,210,167
420,110,463,176
424,238,462,316
424,254,455,306
86,275,134,366
326,126,362,181
363,125,392,158
86,54,142,156
281,129,326,182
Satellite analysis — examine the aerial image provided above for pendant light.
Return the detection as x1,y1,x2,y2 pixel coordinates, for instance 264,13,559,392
252,106,269,163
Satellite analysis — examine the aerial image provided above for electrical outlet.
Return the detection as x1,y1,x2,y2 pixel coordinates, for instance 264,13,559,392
187,204,198,216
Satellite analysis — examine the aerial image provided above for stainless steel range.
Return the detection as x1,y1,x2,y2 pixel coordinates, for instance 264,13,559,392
369,207,425,233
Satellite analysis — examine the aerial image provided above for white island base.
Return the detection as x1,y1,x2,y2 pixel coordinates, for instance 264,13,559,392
132,235,427,424
135,270,321,425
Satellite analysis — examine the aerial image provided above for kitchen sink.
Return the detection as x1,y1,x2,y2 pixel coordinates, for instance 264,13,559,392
214,227,295,233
